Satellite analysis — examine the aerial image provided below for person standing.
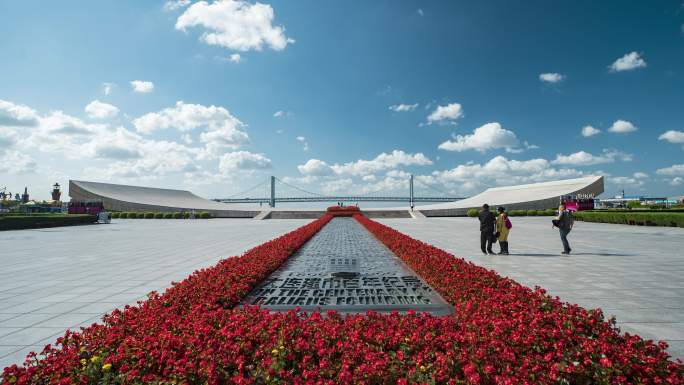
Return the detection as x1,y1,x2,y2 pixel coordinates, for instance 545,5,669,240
478,204,496,255
496,206,511,255
553,204,574,255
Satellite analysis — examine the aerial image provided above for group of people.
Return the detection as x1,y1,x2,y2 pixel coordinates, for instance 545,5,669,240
478,203,574,255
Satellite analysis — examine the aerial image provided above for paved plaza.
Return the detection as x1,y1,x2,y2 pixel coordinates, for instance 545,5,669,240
1,217,683,369
378,217,684,360
0,219,308,368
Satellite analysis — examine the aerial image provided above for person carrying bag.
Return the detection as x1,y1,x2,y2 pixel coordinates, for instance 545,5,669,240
495,206,511,255
552,204,574,255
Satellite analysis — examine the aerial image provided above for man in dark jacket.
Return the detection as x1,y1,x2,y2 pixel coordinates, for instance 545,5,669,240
554,204,574,255
478,204,496,254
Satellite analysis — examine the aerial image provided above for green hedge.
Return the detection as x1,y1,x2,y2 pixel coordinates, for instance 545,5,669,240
0,214,97,231
467,208,479,217
114,211,212,219
506,209,556,217
573,211,684,227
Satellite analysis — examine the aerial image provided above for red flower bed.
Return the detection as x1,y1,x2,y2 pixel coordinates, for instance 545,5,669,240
1,214,682,385
326,205,360,217
353,214,683,384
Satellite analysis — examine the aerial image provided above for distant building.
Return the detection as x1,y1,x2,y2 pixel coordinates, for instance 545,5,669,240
21,187,29,204
51,183,62,201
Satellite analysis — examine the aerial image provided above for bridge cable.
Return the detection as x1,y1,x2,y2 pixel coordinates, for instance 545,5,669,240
274,177,327,197
222,179,270,199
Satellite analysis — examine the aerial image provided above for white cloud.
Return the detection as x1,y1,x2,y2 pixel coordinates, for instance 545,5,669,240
330,150,432,176
84,100,119,119
273,110,285,118
297,159,333,176
297,150,432,178
227,53,241,63
552,149,632,166
659,130,684,145
296,136,309,151
0,150,36,175
609,51,647,72
218,151,271,174
581,125,601,137
425,155,586,194
175,0,293,52
669,177,683,186
133,101,249,159
427,103,463,124
133,101,244,134
438,122,521,153
102,82,116,95
633,172,649,179
539,72,565,83
609,176,644,187
389,103,418,112
164,0,191,11
656,164,684,176
0,99,230,182
130,80,154,93
608,119,638,134
0,99,40,127
417,8,424,16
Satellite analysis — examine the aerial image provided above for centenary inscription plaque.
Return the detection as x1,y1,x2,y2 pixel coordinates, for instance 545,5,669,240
241,217,452,315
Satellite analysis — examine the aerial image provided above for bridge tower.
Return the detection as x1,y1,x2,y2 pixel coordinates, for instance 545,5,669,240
270,176,276,208
409,174,414,208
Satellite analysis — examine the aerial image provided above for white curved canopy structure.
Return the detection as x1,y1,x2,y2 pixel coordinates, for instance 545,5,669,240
69,180,260,217
416,175,604,216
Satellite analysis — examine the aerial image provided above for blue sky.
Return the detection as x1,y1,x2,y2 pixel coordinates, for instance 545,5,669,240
1,0,683,201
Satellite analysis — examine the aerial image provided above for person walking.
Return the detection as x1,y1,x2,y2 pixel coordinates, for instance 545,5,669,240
553,203,574,255
495,206,511,255
478,204,496,254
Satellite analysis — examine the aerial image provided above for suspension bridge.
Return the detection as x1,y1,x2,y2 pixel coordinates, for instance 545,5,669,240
214,175,464,207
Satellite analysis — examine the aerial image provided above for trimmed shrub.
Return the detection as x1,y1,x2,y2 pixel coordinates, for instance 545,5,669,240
173,212,182,219
144,212,155,219
119,212,128,219
526,209,538,216
199,211,211,219
164,212,174,219
573,211,684,228
627,201,642,209
0,214,97,231
508,209,525,217
135,212,144,219
466,208,479,217
154,212,164,219
542,209,556,216
183,212,190,219
111,212,120,219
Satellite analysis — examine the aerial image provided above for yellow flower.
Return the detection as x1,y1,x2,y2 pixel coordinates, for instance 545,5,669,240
80,358,87,366
90,356,100,363
271,348,279,355
419,365,426,372
102,363,112,371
